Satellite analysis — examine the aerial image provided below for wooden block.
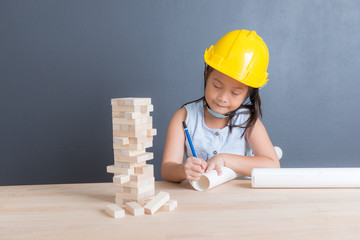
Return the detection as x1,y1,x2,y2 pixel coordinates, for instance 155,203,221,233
115,198,131,205
134,164,154,174
124,98,151,106
116,192,138,200
112,123,152,131
112,111,150,120
115,186,128,193
143,104,153,112
113,129,147,138
113,137,129,145
114,152,153,163
114,161,146,169
130,172,154,182
144,191,170,215
141,196,155,206
111,98,151,106
119,177,155,188
115,184,154,195
107,165,134,175
113,141,152,151
147,128,157,137
114,148,146,157
129,183,155,194
125,201,145,216
113,143,142,150
112,116,152,125
116,188,155,201
112,105,153,113
105,204,125,218
113,174,130,184
112,105,142,112
161,199,178,212
128,136,153,144
115,186,129,193
142,141,153,149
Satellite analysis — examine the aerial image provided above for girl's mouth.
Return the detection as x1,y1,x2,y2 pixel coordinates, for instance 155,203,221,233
216,103,227,109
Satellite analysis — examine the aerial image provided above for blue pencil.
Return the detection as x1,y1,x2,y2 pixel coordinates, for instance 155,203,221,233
182,121,197,158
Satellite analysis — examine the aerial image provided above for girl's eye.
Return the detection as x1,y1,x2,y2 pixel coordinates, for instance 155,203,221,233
214,84,221,89
232,92,240,96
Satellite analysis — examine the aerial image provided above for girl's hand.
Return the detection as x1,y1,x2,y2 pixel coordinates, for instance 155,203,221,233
183,157,207,181
205,154,225,176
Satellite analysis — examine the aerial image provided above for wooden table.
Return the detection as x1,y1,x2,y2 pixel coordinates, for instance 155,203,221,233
1,180,360,239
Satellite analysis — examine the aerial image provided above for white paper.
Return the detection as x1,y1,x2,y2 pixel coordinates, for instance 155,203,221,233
252,168,360,188
191,167,238,191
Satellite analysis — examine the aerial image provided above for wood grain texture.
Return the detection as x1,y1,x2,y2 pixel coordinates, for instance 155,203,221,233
1,180,360,239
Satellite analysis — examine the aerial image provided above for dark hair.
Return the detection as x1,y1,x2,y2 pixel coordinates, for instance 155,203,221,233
182,64,262,137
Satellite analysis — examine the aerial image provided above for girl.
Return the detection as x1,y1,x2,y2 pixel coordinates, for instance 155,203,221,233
161,30,280,183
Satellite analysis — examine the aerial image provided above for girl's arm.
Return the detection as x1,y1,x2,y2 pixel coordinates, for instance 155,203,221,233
206,118,280,177
161,108,187,182
161,108,206,182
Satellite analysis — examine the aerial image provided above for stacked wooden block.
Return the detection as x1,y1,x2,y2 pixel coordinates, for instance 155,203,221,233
105,97,177,218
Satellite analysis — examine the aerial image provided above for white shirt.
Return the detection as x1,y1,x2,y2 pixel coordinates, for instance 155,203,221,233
184,100,252,161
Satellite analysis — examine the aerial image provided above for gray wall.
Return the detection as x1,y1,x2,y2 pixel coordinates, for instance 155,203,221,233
1,0,360,185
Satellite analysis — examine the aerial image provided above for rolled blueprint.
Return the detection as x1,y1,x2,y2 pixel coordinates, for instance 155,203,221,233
252,168,360,188
190,146,282,191
191,167,238,191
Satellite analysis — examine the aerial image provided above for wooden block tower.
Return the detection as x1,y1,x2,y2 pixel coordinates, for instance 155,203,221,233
105,97,177,218
108,97,156,204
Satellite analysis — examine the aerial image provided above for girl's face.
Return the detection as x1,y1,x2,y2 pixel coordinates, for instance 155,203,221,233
205,69,249,115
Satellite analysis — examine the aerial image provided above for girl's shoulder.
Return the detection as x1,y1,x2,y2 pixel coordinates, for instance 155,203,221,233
183,100,204,129
170,100,203,126
167,107,187,133
172,107,187,122
183,99,203,113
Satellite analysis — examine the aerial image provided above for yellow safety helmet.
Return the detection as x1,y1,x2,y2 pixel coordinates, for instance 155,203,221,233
204,30,269,88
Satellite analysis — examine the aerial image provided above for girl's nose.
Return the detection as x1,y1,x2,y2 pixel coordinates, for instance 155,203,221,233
217,90,229,102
